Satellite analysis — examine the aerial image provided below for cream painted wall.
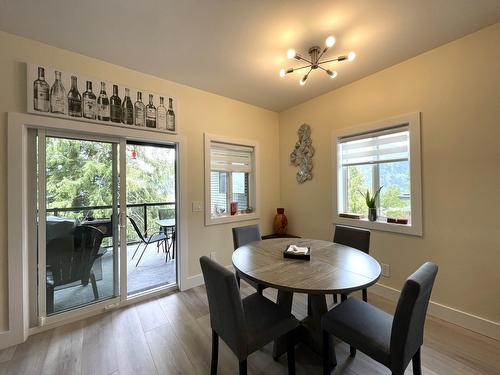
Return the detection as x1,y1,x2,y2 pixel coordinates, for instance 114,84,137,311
0,31,280,331
279,23,500,322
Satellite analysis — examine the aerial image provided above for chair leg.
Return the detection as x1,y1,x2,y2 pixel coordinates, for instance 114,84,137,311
239,359,247,375
333,294,338,304
412,347,422,375
90,271,99,300
341,294,347,302
286,330,295,375
135,242,149,267
362,288,368,302
257,284,264,295
211,330,218,375
323,330,336,375
350,346,356,357
131,242,142,259
236,274,241,288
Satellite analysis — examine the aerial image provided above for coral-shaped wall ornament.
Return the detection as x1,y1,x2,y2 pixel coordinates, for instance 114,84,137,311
290,124,314,183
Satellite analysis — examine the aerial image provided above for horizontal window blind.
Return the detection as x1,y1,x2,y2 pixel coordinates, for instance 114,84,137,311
211,142,254,173
339,125,409,167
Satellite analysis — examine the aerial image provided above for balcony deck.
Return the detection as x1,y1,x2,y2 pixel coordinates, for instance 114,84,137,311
52,243,176,313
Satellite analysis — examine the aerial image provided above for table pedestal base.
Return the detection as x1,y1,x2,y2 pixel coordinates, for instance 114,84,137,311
273,291,334,363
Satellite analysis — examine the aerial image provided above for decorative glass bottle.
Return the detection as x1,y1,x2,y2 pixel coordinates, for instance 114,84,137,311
67,76,82,117
167,97,175,131
33,67,50,112
110,84,122,123
146,94,156,128
50,70,66,114
121,88,134,125
82,81,97,120
134,92,145,126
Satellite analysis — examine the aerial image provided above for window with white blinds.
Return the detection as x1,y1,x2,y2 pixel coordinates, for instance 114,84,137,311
338,126,409,167
205,135,258,225
210,142,254,173
333,113,422,236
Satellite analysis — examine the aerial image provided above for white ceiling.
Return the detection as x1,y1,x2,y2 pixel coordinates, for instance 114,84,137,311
1,0,499,111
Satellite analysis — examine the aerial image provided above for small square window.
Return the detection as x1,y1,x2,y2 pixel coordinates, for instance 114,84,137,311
205,134,259,225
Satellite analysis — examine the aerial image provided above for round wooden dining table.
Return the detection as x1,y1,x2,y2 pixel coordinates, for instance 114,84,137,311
232,238,381,359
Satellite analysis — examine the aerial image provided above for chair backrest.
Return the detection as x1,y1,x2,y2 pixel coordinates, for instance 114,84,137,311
232,224,261,250
128,216,146,242
390,262,438,372
158,208,175,220
47,225,104,286
200,256,247,359
333,225,371,254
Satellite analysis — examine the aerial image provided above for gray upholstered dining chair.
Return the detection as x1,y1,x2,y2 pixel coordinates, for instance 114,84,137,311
200,256,298,375
322,262,438,375
333,225,371,303
232,224,266,294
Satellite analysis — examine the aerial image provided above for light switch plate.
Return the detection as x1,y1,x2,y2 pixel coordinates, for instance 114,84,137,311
381,263,391,277
192,201,203,212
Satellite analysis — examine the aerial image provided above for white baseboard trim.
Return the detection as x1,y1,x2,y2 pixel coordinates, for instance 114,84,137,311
0,330,17,351
182,264,235,291
183,273,204,290
370,283,500,341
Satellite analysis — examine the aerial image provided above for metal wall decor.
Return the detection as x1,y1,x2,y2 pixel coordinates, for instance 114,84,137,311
290,124,314,183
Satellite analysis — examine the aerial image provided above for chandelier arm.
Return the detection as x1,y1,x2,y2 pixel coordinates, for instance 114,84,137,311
293,64,313,71
318,57,343,65
295,55,314,65
316,47,328,64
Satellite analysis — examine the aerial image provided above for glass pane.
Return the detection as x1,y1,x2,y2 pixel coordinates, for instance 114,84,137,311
231,172,249,212
45,136,118,315
211,171,228,216
379,161,411,219
346,165,373,215
126,143,177,295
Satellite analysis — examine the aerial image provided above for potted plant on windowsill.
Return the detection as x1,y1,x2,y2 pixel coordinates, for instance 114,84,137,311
360,186,383,222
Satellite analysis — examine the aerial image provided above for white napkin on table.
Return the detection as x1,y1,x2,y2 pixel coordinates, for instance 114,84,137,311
286,245,309,255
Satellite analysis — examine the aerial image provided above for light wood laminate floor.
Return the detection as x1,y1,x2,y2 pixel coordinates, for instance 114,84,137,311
0,283,498,375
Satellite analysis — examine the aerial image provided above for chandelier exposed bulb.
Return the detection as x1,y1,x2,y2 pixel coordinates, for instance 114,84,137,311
279,68,286,78
348,51,356,61
287,49,297,59
325,36,336,48
299,74,308,85
326,70,337,79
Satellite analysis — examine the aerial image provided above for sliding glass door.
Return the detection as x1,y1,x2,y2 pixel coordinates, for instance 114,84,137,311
35,131,178,321
125,141,177,295
38,132,121,317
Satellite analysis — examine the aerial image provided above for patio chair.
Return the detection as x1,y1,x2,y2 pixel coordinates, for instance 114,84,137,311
46,225,104,314
129,216,169,267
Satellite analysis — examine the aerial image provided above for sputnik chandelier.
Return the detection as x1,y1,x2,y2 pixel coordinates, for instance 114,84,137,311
279,36,355,85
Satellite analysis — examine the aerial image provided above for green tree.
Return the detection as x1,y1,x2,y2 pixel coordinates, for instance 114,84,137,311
348,166,368,214
380,185,409,218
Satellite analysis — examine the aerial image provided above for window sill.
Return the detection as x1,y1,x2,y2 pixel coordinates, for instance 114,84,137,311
205,212,259,226
334,215,422,236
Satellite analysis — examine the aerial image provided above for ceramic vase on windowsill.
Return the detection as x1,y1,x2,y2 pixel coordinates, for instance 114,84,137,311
273,208,288,235
368,207,378,222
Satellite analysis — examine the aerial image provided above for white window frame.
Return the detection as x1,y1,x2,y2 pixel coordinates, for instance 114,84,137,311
204,133,259,226
332,112,422,236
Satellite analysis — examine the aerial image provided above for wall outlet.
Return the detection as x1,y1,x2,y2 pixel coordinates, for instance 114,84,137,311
210,251,216,261
381,263,391,277
192,201,203,212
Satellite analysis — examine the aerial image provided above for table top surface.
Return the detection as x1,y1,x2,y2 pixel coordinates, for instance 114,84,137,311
156,218,176,227
232,238,381,294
